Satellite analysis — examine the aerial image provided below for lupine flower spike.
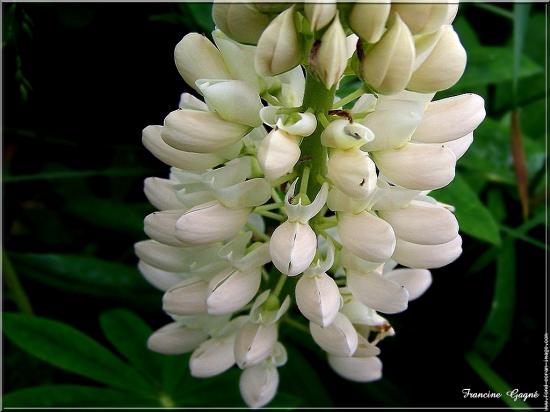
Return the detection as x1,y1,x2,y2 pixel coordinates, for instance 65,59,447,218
138,2,485,407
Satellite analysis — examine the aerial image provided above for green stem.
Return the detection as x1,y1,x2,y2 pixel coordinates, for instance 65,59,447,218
297,68,337,199
332,87,364,109
3,251,33,314
255,210,286,222
299,166,310,198
282,316,310,334
255,202,284,212
273,273,288,297
246,223,270,242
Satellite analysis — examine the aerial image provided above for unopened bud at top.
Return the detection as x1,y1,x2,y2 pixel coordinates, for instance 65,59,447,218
304,2,337,31
174,33,230,91
392,3,451,35
359,14,415,95
311,12,348,89
212,3,270,45
348,2,390,43
255,6,301,76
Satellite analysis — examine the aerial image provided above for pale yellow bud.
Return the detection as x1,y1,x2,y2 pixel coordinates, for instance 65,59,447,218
348,2,391,43
304,2,337,31
255,6,301,76
212,3,270,45
174,33,230,92
360,14,415,95
408,26,466,92
392,3,451,35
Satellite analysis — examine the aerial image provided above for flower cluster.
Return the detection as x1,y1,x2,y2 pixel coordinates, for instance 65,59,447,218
137,2,485,408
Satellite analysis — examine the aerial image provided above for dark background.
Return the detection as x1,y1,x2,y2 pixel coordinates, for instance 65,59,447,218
2,3,547,408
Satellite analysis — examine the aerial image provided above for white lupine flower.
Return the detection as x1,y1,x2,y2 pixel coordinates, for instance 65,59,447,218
385,268,432,301
392,3,453,35
378,199,459,245
328,355,382,382
212,3,270,45
270,181,329,276
327,149,377,199
359,14,415,95
347,269,409,314
393,235,463,269
147,322,208,355
174,33,231,92
162,109,251,153
295,241,340,327
140,5,483,405
163,277,209,315
372,142,457,190
348,2,391,43
309,312,358,357
337,211,396,263
408,25,467,92
320,119,374,150
311,13,348,89
411,94,486,143
239,362,279,408
255,6,301,76
304,2,337,31
256,129,301,182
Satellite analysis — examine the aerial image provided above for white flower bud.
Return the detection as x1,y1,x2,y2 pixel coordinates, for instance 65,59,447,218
327,149,377,199
412,94,486,143
385,268,432,301
348,3,390,43
341,290,388,326
327,187,369,214
234,321,278,368
163,277,208,315
445,132,473,160
309,312,358,356
347,270,409,314
197,80,263,127
175,201,250,245
179,93,209,111
214,178,272,209
408,26,466,92
142,125,225,171
320,119,374,150
260,106,317,137
144,177,182,210
147,322,207,355
174,33,231,91
190,336,236,378
144,210,186,247
138,260,183,292
134,240,189,272
270,221,317,276
257,129,300,182
305,2,337,31
338,211,396,263
360,14,414,95
360,92,427,152
392,4,451,35
239,363,279,408
162,109,251,154
207,267,262,315
328,355,382,382
255,6,301,76
444,4,459,25
212,3,270,45
312,13,348,89
379,199,459,245
373,142,457,191
296,272,340,327
393,235,463,269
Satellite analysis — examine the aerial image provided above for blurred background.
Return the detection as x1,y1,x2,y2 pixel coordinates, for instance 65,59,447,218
2,3,547,408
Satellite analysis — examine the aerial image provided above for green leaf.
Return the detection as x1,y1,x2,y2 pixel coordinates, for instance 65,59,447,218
432,174,502,245
473,237,516,361
448,46,542,91
3,385,157,407
466,352,530,409
184,3,214,33
10,253,160,306
172,368,244,406
3,313,157,395
512,4,532,100
3,167,152,183
99,309,165,385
